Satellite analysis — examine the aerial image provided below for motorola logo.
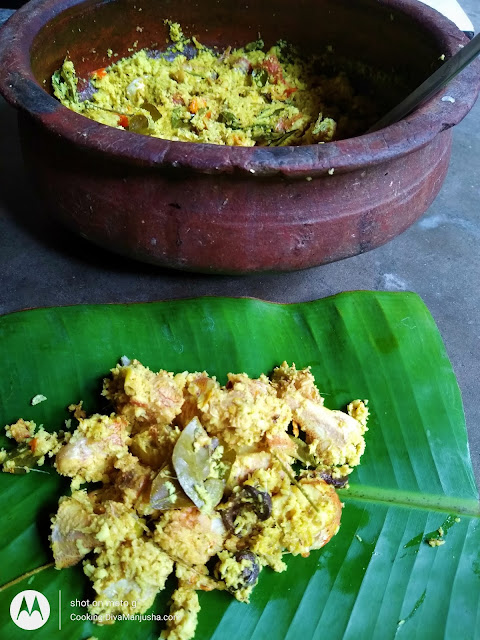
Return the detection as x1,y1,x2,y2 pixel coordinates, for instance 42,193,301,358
10,590,50,630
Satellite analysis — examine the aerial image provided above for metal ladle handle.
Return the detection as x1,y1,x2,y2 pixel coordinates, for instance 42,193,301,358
369,31,480,132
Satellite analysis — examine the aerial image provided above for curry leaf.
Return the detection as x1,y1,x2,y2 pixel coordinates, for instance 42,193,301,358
171,106,184,129
51,60,79,104
218,111,243,129
245,39,264,52
251,68,269,87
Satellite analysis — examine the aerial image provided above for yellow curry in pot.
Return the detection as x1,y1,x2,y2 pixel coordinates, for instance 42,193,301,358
51,22,379,146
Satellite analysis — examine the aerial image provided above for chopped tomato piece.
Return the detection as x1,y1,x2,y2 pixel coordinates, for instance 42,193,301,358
260,55,284,83
275,113,302,133
117,114,129,128
91,67,107,79
188,97,207,114
284,86,298,98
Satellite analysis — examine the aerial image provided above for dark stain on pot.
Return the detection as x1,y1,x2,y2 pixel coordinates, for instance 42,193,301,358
175,228,182,247
359,210,377,253
250,145,321,172
8,72,59,115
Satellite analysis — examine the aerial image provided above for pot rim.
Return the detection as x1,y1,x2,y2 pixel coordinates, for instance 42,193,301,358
0,0,479,177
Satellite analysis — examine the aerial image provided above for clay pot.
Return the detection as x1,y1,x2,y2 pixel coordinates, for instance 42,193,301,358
0,0,478,273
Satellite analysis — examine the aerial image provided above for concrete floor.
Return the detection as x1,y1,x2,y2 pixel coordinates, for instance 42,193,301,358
0,1,479,484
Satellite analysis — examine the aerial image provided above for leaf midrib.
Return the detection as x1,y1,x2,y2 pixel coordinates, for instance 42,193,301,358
341,484,480,516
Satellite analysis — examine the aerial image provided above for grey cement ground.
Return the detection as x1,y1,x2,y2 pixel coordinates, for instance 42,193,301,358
0,1,479,485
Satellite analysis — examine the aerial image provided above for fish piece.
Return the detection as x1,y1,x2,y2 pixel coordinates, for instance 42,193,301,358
110,453,153,513
103,360,187,432
55,413,130,488
250,475,342,561
159,586,200,640
129,423,180,469
298,475,343,550
186,372,292,451
50,491,98,568
85,503,173,620
155,506,226,566
273,362,367,471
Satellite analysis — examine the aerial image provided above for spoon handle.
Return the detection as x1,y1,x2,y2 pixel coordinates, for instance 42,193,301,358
369,31,480,132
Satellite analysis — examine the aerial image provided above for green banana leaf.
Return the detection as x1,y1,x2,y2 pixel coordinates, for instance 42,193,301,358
0,292,478,640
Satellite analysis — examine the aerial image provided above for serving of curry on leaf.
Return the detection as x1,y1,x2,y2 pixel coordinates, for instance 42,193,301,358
1,359,368,640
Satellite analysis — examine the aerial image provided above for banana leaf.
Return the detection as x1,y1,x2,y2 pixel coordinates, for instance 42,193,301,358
0,292,478,640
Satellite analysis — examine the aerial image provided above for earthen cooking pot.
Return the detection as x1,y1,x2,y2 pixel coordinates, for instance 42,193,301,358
0,0,479,274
